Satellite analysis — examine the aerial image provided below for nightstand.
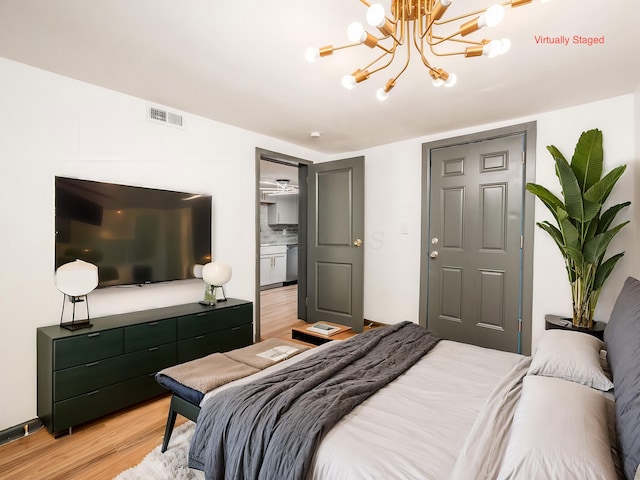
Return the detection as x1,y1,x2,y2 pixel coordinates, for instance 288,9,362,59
544,314,606,341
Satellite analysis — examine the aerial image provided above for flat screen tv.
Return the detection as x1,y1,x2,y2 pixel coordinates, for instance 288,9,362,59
55,176,212,288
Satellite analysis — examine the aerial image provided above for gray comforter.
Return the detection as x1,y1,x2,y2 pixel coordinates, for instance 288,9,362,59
188,321,439,480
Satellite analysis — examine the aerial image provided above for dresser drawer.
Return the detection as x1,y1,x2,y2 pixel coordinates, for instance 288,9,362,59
54,343,176,402
177,323,253,363
53,374,166,433
124,318,176,352
53,330,124,370
177,303,252,340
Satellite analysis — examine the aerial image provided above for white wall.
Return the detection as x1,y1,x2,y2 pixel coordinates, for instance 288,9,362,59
0,58,324,431
335,94,637,348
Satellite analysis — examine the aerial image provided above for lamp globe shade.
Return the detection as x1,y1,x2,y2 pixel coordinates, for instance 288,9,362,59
202,262,232,286
55,260,99,296
192,264,204,279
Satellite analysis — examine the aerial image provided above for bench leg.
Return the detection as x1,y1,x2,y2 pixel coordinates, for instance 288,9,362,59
161,402,178,453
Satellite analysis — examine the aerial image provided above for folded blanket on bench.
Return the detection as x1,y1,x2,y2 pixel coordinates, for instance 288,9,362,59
156,338,310,400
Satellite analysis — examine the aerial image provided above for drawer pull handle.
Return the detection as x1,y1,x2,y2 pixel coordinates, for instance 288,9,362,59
148,322,159,326
196,312,208,317
86,390,100,396
85,361,99,368
196,335,205,340
87,333,101,338
148,347,159,352
231,326,242,331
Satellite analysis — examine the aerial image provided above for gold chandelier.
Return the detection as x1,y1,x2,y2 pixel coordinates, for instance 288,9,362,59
305,0,550,100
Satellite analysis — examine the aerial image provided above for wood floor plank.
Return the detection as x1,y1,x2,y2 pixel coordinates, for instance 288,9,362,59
0,286,301,479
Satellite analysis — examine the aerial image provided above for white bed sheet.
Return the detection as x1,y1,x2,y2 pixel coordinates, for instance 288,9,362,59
309,340,526,480
200,339,526,480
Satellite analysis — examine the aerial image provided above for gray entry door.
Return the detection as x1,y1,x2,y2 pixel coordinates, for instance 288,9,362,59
307,157,365,332
427,134,525,352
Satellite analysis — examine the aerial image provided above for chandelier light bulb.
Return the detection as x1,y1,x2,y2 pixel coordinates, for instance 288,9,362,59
479,5,505,28
498,38,511,55
484,38,511,57
347,22,366,43
441,0,453,5
432,78,444,87
366,4,386,28
376,87,389,101
341,74,357,89
444,73,458,87
305,47,320,63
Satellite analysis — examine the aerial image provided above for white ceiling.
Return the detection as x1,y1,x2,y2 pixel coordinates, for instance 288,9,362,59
0,1,638,154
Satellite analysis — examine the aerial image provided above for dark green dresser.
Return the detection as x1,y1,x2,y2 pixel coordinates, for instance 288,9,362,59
37,299,253,436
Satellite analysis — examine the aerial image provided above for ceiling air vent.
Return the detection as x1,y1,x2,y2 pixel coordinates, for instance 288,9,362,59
147,105,185,129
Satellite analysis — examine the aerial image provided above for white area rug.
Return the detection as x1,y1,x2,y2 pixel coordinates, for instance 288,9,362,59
114,422,204,480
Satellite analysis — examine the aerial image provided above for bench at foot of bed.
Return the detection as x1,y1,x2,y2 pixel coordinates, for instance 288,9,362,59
162,394,201,453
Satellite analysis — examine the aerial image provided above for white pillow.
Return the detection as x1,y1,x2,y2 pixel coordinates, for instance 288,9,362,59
528,329,614,391
498,375,616,480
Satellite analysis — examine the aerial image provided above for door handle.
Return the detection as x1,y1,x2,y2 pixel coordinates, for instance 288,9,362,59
353,239,363,247
430,251,439,259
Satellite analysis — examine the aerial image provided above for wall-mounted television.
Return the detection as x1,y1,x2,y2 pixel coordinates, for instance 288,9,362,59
55,176,212,288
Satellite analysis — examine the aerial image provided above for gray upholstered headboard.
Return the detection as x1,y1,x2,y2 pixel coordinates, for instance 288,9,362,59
604,276,640,480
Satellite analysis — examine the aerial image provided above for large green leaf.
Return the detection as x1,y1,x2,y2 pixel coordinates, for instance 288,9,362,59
584,165,627,204
582,199,602,224
557,208,579,248
546,144,567,164
562,245,584,271
597,202,631,234
554,155,583,221
526,183,563,222
583,222,629,263
536,221,565,253
571,129,603,191
593,253,625,291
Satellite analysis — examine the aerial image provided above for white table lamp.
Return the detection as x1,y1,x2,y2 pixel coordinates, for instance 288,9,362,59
200,262,232,305
55,259,99,330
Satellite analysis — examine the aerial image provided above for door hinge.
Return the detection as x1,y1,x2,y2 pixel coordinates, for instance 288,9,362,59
521,151,525,165
518,318,522,333
305,297,308,307
520,235,523,249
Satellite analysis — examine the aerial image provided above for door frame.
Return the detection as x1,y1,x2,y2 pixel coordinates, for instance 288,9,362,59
254,148,312,343
418,122,537,355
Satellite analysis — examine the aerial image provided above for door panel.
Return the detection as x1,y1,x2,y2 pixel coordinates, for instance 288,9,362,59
427,134,524,353
308,157,364,332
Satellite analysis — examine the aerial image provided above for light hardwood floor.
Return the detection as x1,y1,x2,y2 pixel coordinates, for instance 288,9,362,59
0,285,303,479
259,284,307,341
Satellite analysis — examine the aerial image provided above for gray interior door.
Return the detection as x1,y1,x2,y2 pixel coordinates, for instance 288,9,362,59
427,134,525,352
307,157,365,332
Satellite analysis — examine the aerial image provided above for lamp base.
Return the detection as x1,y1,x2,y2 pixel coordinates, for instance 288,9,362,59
60,320,93,331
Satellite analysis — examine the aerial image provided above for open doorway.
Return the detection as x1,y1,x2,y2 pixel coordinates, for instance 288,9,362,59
255,148,311,342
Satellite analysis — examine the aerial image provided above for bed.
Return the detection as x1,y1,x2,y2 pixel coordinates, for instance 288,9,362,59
157,277,640,480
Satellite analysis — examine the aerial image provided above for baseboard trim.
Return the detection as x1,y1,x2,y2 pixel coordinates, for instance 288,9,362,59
0,418,43,446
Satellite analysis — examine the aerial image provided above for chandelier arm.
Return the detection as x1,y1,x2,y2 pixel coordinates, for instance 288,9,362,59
359,49,398,77
373,41,395,55
425,29,478,48
432,7,491,26
333,42,366,53
428,35,485,47
419,0,441,40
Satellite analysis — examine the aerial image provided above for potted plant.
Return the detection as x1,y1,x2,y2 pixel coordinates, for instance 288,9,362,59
526,128,630,329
